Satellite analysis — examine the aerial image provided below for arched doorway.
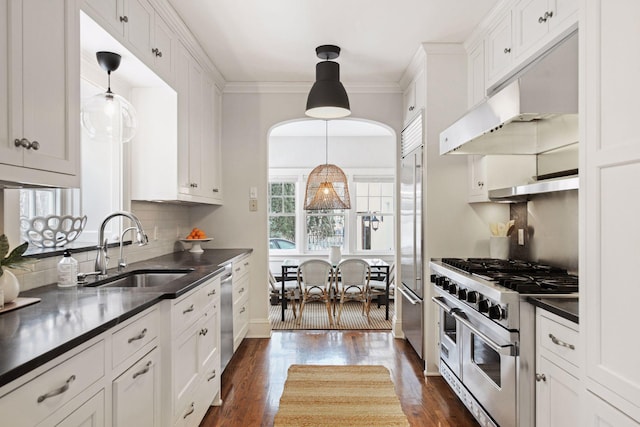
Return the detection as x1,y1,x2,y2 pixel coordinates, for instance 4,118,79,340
266,118,397,330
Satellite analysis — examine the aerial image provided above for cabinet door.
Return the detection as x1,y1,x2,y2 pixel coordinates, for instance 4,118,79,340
514,0,549,58
583,0,640,422
467,40,486,108
173,323,200,421
124,0,153,62
583,392,640,427
152,13,173,82
0,1,21,167
200,77,222,200
50,390,105,427
486,11,513,86
113,348,160,427
197,305,219,372
402,80,416,125
12,0,78,175
187,59,204,196
535,356,579,427
467,155,487,202
176,43,191,195
82,0,124,36
548,0,579,33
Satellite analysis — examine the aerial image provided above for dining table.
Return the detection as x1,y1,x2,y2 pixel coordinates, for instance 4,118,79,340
279,258,391,322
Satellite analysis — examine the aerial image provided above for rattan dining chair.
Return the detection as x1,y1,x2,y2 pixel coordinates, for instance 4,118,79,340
335,259,371,325
297,259,335,326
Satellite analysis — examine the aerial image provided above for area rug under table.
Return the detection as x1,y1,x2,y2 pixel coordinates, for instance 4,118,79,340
274,365,410,427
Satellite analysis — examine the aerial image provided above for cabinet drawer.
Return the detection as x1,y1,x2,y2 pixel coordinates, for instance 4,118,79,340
0,340,105,427
232,256,250,279
199,276,220,310
173,290,201,336
233,294,249,351
232,276,248,304
112,308,159,368
538,312,579,368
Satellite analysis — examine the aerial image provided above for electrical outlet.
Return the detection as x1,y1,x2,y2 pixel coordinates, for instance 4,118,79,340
249,199,258,211
518,229,525,245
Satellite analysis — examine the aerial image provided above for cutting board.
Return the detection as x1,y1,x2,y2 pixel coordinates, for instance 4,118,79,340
0,297,41,314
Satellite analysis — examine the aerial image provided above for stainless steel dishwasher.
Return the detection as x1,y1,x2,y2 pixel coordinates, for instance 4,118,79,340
219,264,234,373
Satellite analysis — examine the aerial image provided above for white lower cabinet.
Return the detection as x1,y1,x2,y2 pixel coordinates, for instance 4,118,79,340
535,308,579,427
161,274,222,427
232,255,251,350
45,390,105,427
112,348,161,427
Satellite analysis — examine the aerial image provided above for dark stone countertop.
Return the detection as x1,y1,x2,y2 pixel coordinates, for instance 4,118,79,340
0,248,251,388
527,296,579,324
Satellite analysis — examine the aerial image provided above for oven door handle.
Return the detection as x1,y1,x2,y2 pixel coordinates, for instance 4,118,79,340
399,286,422,305
431,296,452,312
452,311,517,357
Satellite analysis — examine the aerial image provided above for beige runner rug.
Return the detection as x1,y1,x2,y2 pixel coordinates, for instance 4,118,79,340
274,365,410,427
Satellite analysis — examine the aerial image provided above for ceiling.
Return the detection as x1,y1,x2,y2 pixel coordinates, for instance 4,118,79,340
166,0,500,84
270,119,393,137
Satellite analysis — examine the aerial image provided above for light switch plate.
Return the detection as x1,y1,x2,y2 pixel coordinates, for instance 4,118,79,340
250,186,258,199
249,199,258,211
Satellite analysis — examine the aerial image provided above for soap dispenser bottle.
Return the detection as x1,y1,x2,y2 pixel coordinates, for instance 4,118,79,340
57,250,78,287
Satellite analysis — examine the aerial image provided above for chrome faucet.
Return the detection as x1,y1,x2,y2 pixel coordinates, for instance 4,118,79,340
118,226,138,272
95,211,149,278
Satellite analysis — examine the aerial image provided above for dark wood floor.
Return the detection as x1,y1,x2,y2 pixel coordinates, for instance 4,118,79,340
201,331,479,426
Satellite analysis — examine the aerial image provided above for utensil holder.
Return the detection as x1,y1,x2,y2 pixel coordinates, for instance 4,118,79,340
489,236,510,260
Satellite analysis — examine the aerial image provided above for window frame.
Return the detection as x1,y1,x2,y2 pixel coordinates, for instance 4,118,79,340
268,178,298,253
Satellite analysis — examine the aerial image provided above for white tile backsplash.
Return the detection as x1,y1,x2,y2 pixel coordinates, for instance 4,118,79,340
12,201,192,291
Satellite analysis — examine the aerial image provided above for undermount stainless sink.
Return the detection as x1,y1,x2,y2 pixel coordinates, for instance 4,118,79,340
86,269,194,288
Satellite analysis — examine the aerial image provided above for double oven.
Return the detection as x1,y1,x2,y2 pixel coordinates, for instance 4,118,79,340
430,258,578,427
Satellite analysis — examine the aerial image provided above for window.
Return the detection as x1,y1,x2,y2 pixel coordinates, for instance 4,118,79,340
305,209,345,251
268,182,296,249
354,180,394,252
18,189,80,241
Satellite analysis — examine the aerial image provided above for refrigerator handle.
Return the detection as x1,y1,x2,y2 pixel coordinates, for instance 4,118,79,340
399,285,422,305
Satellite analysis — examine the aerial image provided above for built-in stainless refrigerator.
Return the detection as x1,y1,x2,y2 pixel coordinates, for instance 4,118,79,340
399,113,424,359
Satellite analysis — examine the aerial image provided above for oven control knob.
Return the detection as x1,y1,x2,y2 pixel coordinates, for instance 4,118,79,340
489,304,505,320
478,299,490,313
448,283,458,294
457,288,467,300
435,277,446,287
466,291,479,303
430,274,437,283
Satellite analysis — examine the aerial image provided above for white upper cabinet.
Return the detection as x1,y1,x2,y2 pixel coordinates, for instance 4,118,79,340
582,0,640,424
486,10,513,86
0,0,80,188
82,0,175,84
402,67,425,126
467,39,486,108
513,0,579,63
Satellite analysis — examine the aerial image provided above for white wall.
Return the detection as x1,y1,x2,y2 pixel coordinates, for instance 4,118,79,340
191,90,404,339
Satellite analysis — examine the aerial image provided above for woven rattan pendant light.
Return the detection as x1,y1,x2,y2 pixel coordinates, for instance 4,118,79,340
304,121,351,210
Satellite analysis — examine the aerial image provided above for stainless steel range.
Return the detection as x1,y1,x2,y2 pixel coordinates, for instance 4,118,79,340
430,258,578,427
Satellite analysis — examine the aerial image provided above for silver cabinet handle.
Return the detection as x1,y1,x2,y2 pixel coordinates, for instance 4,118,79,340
212,188,219,193
235,267,241,273
239,287,245,294
199,328,208,336
132,361,152,379
548,333,575,350
183,402,195,419
536,373,547,382
244,262,249,267
207,289,216,296
183,304,194,314
37,375,75,403
538,11,553,23
240,306,246,314
207,370,217,381
128,328,147,343
504,47,511,54
14,138,39,150
151,48,162,57
119,15,128,22
409,106,415,111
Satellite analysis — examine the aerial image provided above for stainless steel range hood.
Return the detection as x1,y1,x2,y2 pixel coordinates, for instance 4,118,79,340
440,31,578,156
488,175,578,202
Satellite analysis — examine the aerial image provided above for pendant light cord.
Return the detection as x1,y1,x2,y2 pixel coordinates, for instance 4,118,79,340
106,70,112,94
325,120,328,165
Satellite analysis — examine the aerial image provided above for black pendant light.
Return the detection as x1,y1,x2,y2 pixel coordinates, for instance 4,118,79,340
305,45,351,119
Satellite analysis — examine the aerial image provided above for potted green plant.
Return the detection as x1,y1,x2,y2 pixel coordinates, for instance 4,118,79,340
0,235,29,304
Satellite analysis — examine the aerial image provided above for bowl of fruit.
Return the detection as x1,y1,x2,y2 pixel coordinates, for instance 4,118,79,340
180,227,212,253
